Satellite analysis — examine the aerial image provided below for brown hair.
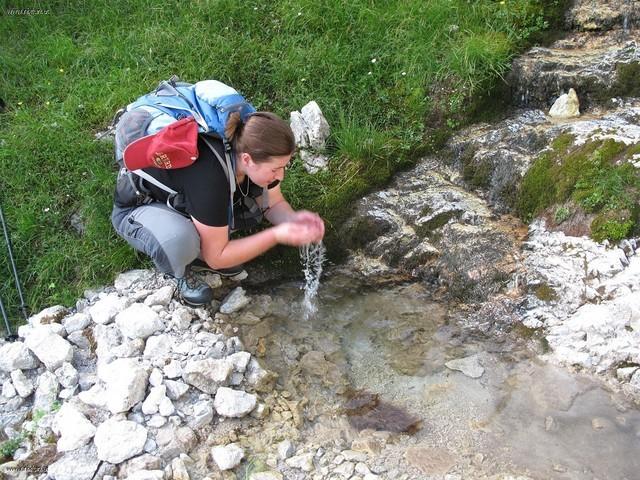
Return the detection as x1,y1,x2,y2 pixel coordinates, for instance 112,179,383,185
226,111,295,163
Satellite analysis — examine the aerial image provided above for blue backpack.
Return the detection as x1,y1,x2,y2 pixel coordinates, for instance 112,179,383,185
113,76,266,227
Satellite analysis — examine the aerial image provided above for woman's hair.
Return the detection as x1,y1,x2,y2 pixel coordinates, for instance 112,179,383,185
226,111,295,163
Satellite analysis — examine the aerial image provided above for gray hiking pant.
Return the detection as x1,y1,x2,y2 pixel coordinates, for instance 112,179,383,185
111,203,200,278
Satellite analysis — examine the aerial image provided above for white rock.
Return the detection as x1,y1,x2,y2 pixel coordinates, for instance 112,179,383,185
47,443,100,480
164,379,190,400
219,287,250,314
250,472,284,480
23,329,73,371
171,307,193,331
171,457,190,480
10,370,33,397
228,351,252,373
300,150,329,174
334,461,355,477
549,88,580,118
53,403,96,452
29,304,68,325
210,443,244,471
97,357,149,414
54,362,79,389
144,334,175,358
290,101,331,150
182,358,233,394
144,286,175,307
0,342,39,371
116,303,164,339
147,415,167,428
277,439,295,460
126,470,165,480
214,387,257,418
285,452,315,472
33,371,59,411
88,293,129,325
2,380,16,398
78,383,109,409
62,312,91,334
94,418,148,463
149,368,164,387
164,359,183,379
114,269,154,291
445,354,485,378
188,401,214,429
142,385,167,415
158,396,175,417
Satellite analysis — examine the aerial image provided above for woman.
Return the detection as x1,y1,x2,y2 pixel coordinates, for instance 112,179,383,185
111,111,325,306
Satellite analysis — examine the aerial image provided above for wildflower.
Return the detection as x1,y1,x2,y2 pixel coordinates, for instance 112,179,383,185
500,0,505,4
58,68,64,73
297,12,302,16
45,101,50,106
401,72,407,76
371,58,377,63
44,207,50,212
368,71,372,75
17,101,23,106
254,6,257,10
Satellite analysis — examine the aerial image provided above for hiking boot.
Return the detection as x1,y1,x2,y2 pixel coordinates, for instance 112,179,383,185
189,258,246,278
175,276,213,306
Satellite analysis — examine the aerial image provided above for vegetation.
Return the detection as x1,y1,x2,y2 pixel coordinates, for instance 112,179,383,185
0,0,562,316
516,135,640,241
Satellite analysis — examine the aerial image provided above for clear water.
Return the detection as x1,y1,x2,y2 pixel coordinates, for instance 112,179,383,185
298,242,326,321
253,275,640,479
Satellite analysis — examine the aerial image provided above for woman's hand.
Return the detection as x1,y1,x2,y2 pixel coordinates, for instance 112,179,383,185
274,219,324,246
288,210,325,241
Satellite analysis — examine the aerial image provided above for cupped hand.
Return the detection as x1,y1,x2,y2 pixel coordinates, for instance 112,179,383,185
274,221,323,246
289,210,325,241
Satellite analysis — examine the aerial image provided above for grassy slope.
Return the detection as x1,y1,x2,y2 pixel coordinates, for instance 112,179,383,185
0,0,555,317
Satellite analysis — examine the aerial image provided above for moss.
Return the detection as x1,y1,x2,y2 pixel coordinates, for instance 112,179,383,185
516,153,556,222
462,157,493,188
550,133,575,154
534,283,558,302
611,62,640,98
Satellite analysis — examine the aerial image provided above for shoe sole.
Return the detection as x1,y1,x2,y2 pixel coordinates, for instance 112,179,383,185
190,265,246,278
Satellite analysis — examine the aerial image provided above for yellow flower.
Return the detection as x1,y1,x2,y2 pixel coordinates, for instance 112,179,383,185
45,101,50,106
59,68,64,73
17,101,23,106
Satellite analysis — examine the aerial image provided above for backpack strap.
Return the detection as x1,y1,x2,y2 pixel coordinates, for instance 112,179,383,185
201,136,237,229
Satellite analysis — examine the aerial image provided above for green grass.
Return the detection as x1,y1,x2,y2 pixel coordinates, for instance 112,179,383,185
0,0,559,317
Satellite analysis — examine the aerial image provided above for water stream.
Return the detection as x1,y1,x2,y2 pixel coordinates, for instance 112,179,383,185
248,274,640,479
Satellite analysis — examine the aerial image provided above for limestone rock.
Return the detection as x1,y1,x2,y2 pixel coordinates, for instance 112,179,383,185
182,358,233,394
62,312,91,334
53,403,96,452
213,387,257,418
97,357,149,414
115,303,164,339
285,452,315,472
144,285,175,307
549,88,580,118
23,329,73,371
405,446,456,476
0,342,39,371
47,443,101,480
10,370,33,398
88,293,129,325
211,443,244,471
94,418,148,463
33,371,60,412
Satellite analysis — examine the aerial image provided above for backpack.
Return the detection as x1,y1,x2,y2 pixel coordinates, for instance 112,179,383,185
113,76,266,228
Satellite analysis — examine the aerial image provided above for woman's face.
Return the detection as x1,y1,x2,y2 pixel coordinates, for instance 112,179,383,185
241,153,292,187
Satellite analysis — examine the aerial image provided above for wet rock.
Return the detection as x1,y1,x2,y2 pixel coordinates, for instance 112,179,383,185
94,418,148,463
549,88,580,118
219,287,250,314
567,0,639,31
0,342,39,372
23,329,73,371
47,443,100,480
115,303,164,339
52,403,96,452
444,354,485,378
97,357,149,414
211,443,244,471
213,387,257,417
404,446,456,476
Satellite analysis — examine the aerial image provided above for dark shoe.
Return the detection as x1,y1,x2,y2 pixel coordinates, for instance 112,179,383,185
175,276,213,306
189,258,246,278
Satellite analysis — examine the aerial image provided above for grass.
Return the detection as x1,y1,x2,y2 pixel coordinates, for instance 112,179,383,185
0,0,560,318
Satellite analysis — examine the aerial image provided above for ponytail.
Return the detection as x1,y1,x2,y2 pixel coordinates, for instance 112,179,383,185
233,112,295,163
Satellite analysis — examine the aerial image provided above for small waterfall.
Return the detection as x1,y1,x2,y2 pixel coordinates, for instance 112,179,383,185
299,242,326,320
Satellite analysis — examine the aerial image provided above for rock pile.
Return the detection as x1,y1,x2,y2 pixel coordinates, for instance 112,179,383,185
521,220,640,389
0,270,274,480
